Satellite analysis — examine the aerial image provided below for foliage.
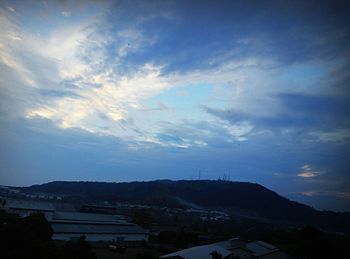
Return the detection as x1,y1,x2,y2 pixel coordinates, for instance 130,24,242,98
58,235,96,259
135,251,158,259
133,209,154,228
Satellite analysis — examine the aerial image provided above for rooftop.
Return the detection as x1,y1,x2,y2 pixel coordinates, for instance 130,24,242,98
246,240,279,257
6,199,55,212
52,222,148,234
160,244,232,259
51,211,129,224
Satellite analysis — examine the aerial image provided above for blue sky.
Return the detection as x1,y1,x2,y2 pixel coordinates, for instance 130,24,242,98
0,0,349,211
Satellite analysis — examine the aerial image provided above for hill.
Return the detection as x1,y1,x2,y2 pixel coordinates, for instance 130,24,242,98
21,180,350,234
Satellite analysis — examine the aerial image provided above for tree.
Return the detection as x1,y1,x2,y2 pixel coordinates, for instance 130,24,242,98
133,210,153,228
0,197,6,209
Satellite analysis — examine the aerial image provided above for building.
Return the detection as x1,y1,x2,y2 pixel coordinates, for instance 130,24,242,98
4,198,149,243
160,243,232,259
6,198,55,219
50,211,149,242
160,237,294,259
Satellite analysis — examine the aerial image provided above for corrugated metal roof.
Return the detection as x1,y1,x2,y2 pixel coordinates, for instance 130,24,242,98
160,244,232,259
255,240,277,250
246,240,279,257
51,211,129,224
51,222,148,234
6,199,55,211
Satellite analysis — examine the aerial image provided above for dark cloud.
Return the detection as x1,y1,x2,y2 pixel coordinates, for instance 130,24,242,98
103,0,350,73
204,93,350,131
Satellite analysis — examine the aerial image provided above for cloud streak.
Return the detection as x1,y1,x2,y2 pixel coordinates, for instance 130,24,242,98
297,164,323,178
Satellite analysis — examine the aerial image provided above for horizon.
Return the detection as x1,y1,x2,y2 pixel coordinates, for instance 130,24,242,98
4,178,350,212
1,0,350,212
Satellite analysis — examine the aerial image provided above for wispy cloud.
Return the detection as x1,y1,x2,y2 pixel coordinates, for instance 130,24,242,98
308,129,350,143
0,8,37,87
0,6,277,147
7,6,15,13
297,164,323,178
298,172,317,178
0,0,349,151
301,191,350,199
61,11,70,17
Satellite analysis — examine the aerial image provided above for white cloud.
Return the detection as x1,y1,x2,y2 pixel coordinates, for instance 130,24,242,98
301,164,313,171
308,129,350,143
0,4,343,148
298,172,317,178
7,6,16,13
61,11,71,17
221,120,253,142
301,191,317,196
297,164,323,178
0,9,37,88
12,13,264,147
116,29,155,57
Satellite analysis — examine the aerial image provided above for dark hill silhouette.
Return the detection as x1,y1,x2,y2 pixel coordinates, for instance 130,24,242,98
22,180,350,234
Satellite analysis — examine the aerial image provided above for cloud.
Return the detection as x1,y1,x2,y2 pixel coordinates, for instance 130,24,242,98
204,91,350,145
0,9,37,88
7,6,15,13
308,129,350,143
1,0,349,150
298,172,317,178
61,11,70,17
8,12,277,147
26,64,174,140
297,164,322,178
1,0,350,212
301,191,350,199
301,164,312,171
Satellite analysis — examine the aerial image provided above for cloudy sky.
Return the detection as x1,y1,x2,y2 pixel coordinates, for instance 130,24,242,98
0,0,349,211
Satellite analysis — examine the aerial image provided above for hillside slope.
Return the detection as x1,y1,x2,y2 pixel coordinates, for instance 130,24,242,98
22,180,350,233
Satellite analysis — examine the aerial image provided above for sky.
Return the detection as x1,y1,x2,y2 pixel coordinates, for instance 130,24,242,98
0,0,349,211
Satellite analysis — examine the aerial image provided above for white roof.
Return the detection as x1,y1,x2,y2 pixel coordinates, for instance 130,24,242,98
160,244,232,259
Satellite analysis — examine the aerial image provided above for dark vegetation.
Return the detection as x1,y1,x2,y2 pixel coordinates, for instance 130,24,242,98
229,223,350,259
23,180,350,234
0,210,96,259
147,217,350,258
